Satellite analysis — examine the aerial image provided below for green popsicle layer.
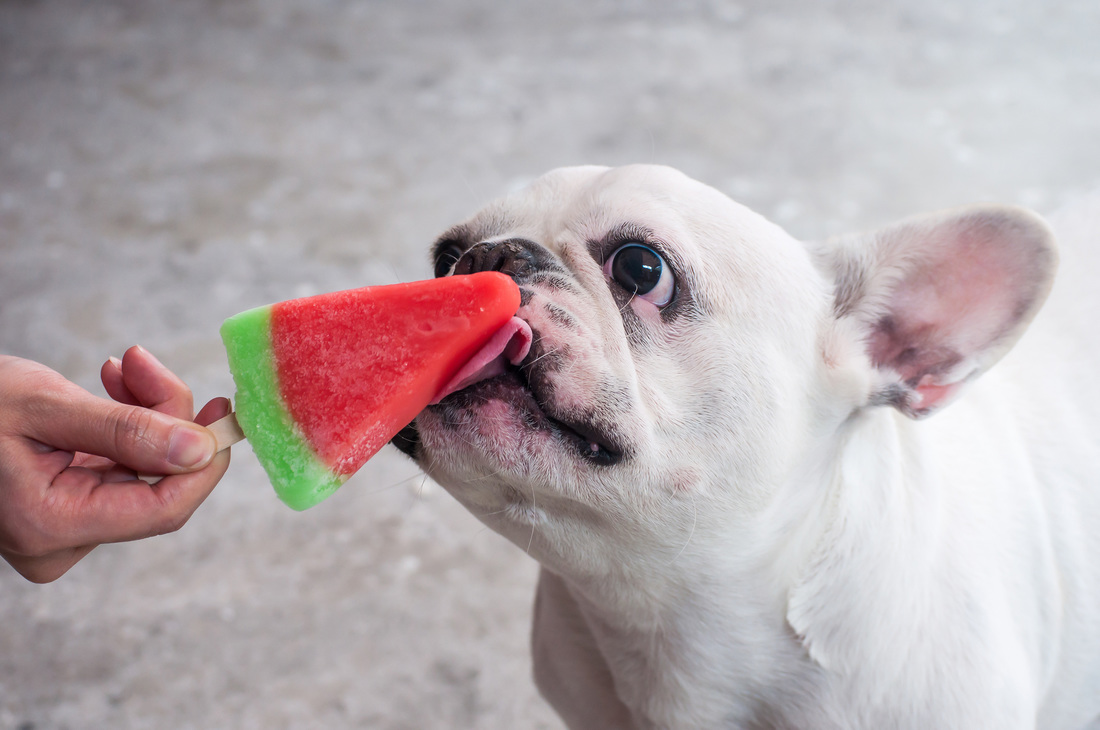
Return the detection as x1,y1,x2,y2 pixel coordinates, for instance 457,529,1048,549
220,305,346,511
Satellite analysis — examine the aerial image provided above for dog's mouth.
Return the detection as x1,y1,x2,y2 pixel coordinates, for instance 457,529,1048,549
414,316,625,466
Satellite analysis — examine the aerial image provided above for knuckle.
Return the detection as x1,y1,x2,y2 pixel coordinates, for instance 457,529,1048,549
151,483,195,536
112,407,159,454
154,509,191,536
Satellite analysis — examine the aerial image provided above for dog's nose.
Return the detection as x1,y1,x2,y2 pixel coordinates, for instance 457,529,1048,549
452,238,541,281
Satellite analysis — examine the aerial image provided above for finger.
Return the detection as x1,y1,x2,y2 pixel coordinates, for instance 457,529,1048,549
24,388,216,475
70,452,138,482
2,545,95,584
118,346,194,420
101,357,140,406
195,397,232,428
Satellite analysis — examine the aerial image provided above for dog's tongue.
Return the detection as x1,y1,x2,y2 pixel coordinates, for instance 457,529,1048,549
429,316,533,405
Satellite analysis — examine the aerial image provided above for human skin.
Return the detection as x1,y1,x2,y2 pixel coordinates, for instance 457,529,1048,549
0,345,230,583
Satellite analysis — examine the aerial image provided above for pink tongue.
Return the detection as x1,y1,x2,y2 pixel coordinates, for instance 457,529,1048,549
430,316,533,405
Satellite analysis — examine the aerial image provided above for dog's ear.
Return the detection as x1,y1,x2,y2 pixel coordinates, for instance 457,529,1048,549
821,206,1058,417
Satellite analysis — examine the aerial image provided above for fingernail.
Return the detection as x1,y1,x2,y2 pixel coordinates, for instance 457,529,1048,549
108,356,122,369
168,426,216,469
214,397,232,418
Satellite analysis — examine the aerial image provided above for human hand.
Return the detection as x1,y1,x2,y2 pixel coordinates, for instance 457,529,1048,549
0,346,231,583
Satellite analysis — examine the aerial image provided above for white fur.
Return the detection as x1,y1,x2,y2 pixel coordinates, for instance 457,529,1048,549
412,166,1100,729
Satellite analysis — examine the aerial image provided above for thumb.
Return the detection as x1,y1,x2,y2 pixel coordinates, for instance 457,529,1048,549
26,389,217,474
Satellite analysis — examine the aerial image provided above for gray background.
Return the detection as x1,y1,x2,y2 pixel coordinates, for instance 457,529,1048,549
1,1,1097,728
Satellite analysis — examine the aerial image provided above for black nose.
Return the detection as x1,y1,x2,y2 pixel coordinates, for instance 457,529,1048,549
453,238,545,281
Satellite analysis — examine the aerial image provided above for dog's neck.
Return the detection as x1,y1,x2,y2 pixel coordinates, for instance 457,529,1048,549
551,406,950,728
562,553,817,728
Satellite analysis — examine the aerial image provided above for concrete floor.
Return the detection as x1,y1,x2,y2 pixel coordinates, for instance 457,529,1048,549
1,1,1097,728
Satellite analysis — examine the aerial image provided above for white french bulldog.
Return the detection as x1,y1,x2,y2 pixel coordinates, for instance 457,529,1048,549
393,165,1100,729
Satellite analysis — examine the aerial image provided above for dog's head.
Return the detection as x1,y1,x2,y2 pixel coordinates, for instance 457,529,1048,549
395,165,1057,585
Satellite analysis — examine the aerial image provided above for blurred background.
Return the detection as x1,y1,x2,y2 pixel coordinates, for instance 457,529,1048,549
1,1,1097,728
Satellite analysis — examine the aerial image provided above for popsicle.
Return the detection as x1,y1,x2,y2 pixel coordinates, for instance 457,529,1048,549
219,271,523,511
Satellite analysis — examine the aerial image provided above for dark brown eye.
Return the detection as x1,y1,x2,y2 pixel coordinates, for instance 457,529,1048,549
433,243,464,278
604,243,674,306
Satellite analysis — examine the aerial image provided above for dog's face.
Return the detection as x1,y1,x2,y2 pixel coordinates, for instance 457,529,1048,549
396,165,841,579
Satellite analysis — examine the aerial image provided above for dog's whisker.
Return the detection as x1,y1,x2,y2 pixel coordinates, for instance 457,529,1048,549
619,290,637,316
522,345,563,370
356,470,429,499
413,472,432,500
525,482,539,555
473,467,510,482
667,489,698,566
420,450,444,486
476,506,513,519
458,465,510,484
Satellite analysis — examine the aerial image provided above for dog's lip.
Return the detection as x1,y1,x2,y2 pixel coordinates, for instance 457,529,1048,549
542,406,624,466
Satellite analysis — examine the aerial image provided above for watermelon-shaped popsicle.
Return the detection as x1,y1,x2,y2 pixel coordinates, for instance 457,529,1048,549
220,272,522,511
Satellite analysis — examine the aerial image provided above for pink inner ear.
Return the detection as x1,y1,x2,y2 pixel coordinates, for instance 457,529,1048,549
859,209,1057,417
870,230,1030,385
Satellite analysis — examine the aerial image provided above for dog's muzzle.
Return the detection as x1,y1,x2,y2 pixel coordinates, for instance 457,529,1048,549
393,235,627,466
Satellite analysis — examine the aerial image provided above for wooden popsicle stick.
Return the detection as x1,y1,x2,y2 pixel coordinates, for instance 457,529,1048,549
207,411,245,452
140,411,244,484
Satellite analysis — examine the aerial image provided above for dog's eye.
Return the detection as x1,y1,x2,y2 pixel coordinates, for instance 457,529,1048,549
433,243,465,278
605,243,674,307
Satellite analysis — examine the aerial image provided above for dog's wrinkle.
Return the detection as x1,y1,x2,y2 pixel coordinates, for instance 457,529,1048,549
519,367,629,465
544,302,579,330
527,271,586,297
